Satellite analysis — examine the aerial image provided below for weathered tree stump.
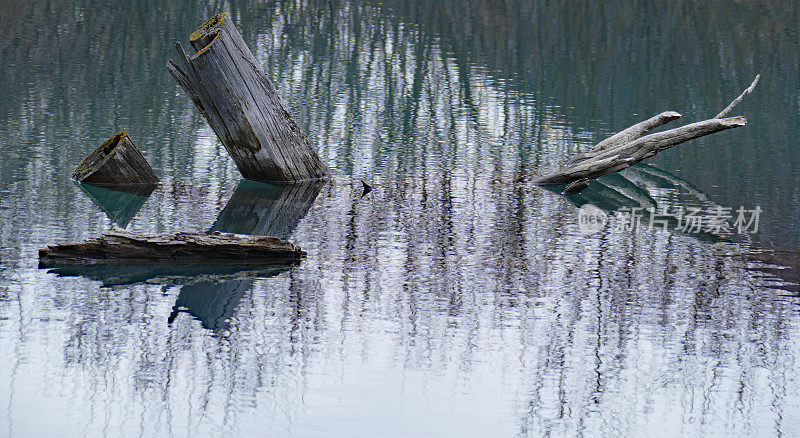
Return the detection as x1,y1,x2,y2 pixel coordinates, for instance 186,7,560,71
166,13,329,183
535,75,760,193
38,231,304,265
73,131,159,186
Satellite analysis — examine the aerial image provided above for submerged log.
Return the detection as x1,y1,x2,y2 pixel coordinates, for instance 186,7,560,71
166,13,329,183
73,131,159,186
535,75,760,192
38,230,304,266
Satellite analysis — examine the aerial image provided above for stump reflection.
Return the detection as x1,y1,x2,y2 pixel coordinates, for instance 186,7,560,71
210,179,325,238
57,179,324,334
171,179,324,334
76,181,156,227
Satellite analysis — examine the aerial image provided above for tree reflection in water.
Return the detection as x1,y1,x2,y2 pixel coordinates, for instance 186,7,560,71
0,0,798,436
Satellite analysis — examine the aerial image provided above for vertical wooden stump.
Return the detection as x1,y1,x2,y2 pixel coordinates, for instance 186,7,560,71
166,13,329,183
73,131,159,186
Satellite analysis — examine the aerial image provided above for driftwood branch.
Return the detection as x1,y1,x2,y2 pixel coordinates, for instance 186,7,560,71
539,116,746,185
715,74,760,119
39,231,304,265
567,111,682,165
536,75,759,193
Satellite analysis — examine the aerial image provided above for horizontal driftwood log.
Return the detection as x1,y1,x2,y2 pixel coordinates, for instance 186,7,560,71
38,230,304,266
166,13,328,182
535,75,760,193
73,131,159,186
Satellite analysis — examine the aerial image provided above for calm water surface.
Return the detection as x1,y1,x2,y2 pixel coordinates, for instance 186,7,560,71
1,1,799,436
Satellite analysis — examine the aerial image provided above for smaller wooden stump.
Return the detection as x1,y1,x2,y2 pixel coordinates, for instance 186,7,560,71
73,131,159,186
38,230,305,266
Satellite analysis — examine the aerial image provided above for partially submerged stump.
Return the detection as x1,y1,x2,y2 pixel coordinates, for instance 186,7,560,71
73,131,159,186
38,230,304,266
535,75,760,193
166,13,329,182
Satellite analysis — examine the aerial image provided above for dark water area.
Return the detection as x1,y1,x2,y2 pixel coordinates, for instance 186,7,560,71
1,1,799,436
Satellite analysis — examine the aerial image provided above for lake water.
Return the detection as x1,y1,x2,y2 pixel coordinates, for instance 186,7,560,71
1,1,799,436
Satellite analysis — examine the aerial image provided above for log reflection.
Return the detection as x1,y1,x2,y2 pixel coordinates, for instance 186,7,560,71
556,163,748,243
210,179,324,238
169,179,324,334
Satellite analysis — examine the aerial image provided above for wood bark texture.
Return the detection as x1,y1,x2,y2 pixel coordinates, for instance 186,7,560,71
73,131,159,186
535,75,760,192
39,230,305,265
166,13,329,182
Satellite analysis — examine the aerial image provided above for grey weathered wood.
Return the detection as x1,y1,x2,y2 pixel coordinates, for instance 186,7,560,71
536,117,746,185
38,230,304,265
166,13,329,182
73,131,159,186
566,111,682,165
715,74,760,119
536,75,759,190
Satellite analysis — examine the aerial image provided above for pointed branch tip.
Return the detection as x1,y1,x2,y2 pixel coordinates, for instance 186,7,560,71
715,74,760,119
